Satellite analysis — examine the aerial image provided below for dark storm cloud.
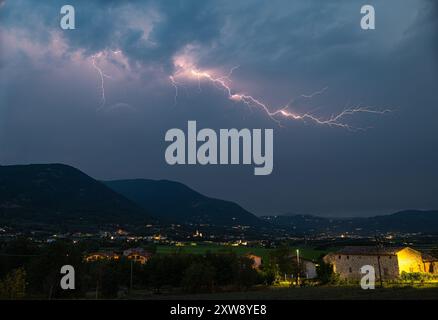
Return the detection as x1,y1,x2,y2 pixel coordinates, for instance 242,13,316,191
1,0,435,74
0,0,437,217
0,0,225,72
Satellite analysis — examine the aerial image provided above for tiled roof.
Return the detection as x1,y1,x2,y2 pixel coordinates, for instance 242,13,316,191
334,246,404,256
422,253,438,262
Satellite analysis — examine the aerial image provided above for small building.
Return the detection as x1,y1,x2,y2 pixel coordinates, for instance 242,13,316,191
246,254,262,269
85,251,120,262
123,247,152,265
422,253,438,274
323,246,438,280
290,256,317,279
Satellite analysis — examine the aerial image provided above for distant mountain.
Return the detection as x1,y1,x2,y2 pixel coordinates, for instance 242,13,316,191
0,164,151,227
262,214,339,233
364,210,438,233
105,179,263,227
2,163,435,234
262,210,438,234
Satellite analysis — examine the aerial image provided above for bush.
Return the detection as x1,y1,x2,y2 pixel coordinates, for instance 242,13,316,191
0,268,26,300
316,260,340,285
236,257,259,289
400,272,436,283
259,268,276,286
182,262,216,293
100,267,119,298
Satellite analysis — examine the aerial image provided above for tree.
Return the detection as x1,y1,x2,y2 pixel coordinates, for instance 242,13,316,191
269,247,294,276
100,266,120,298
0,268,26,299
316,259,339,284
26,240,85,298
259,266,276,285
0,237,37,278
236,257,259,289
205,252,238,286
182,262,216,293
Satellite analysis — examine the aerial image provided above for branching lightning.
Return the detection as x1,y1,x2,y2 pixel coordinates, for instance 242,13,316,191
91,53,111,109
170,61,392,130
90,50,122,110
169,76,179,106
88,50,391,129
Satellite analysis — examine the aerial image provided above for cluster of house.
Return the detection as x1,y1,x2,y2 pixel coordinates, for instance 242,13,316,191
85,247,152,265
252,246,438,281
84,245,438,281
323,246,438,280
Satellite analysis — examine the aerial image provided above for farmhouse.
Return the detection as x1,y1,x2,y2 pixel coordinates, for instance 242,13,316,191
324,246,438,280
290,256,317,279
84,251,120,262
246,254,262,269
84,248,153,264
123,247,152,264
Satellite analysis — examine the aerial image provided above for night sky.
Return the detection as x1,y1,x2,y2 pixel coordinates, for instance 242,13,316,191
0,0,437,217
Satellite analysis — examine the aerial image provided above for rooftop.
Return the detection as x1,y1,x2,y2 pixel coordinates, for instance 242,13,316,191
334,246,405,256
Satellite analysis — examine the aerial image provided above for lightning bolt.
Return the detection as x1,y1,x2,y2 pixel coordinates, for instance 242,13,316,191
171,63,392,130
90,50,121,110
275,105,391,130
169,76,179,106
91,53,111,109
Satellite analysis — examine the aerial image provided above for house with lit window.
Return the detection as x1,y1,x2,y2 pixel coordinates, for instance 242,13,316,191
422,253,438,274
84,251,120,262
290,256,317,279
123,247,152,264
323,246,438,280
246,254,262,269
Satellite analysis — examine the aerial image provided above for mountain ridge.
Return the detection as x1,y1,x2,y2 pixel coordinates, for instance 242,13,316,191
262,210,438,234
0,163,151,226
1,163,436,233
104,179,264,227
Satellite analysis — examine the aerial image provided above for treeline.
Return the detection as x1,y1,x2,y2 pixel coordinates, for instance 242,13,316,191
0,238,336,299
0,238,86,299
0,238,266,298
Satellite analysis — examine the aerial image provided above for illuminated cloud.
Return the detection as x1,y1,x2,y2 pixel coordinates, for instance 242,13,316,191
0,0,437,216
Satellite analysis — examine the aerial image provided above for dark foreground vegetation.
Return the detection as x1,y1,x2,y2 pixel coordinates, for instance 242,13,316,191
0,238,306,299
1,238,437,300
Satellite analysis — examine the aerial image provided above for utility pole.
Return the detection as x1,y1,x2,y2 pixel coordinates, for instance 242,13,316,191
375,236,383,288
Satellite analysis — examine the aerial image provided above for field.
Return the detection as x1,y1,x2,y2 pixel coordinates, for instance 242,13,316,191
137,284,438,300
156,243,327,262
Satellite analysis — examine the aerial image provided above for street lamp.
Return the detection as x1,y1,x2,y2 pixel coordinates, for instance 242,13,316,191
296,249,300,286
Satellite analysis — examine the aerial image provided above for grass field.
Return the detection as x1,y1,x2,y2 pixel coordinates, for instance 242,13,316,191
156,243,327,262
138,284,438,300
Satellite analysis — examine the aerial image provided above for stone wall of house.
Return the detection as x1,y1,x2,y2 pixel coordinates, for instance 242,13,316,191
396,248,425,273
325,254,399,280
424,261,438,274
303,260,317,279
